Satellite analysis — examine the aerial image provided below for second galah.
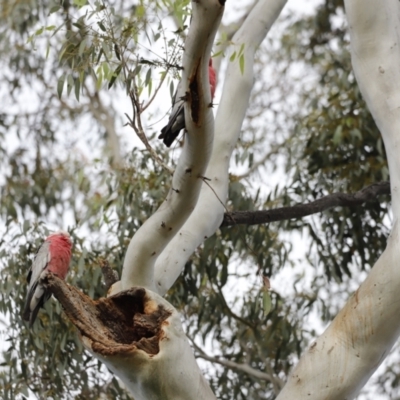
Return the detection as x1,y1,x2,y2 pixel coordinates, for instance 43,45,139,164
23,231,72,327
159,59,217,147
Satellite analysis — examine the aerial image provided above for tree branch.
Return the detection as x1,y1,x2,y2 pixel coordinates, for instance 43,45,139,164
192,340,284,392
119,0,224,292
221,181,390,227
43,274,217,400
277,1,400,397
154,0,288,296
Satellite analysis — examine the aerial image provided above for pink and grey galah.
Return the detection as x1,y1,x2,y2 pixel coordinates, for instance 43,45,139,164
23,231,72,327
159,58,217,147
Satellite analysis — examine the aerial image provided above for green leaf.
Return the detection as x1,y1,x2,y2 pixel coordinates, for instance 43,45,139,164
49,5,61,14
98,21,107,32
333,125,342,145
108,65,122,89
78,38,87,56
35,27,44,36
57,74,66,98
73,0,87,7
114,44,121,61
45,42,50,59
74,79,81,101
239,54,245,75
67,74,74,96
262,290,272,316
145,68,152,87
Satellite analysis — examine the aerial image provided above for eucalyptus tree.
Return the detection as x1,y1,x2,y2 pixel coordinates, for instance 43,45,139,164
1,0,399,399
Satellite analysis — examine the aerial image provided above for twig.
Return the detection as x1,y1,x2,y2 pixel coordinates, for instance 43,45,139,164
191,339,284,393
126,82,173,174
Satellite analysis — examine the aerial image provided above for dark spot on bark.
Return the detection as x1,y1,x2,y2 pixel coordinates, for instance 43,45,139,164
161,221,166,228
185,168,192,174
189,63,200,124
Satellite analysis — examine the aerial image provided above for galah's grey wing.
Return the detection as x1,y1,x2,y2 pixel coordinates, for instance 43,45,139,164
23,240,51,324
159,79,187,147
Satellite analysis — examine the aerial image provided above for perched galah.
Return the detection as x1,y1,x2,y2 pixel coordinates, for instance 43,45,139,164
159,58,217,147
23,231,72,327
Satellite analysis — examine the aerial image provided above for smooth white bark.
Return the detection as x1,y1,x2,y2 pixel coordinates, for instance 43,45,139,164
345,0,400,219
154,0,288,295
277,1,400,398
277,222,400,399
119,0,224,291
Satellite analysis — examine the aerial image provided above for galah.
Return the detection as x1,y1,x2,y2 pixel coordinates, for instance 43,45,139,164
159,58,217,147
23,231,72,327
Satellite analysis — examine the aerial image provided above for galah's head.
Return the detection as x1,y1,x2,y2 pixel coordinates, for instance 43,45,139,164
46,231,72,246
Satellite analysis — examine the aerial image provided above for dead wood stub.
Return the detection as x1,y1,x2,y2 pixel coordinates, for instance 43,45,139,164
44,275,171,355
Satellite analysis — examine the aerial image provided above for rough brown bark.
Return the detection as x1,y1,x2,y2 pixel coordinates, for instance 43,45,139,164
43,274,171,356
221,181,390,227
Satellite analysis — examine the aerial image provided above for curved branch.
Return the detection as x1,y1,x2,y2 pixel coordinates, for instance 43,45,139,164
154,0,288,296
192,340,284,390
278,2,400,397
120,0,225,291
221,181,390,227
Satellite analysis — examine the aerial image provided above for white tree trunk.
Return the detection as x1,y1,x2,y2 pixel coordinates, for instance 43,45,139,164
83,290,217,400
277,1,400,398
119,0,224,292
52,1,400,398
154,0,288,295
97,1,289,398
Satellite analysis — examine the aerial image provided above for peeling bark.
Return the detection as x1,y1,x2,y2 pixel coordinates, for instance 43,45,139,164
44,274,216,399
43,274,170,356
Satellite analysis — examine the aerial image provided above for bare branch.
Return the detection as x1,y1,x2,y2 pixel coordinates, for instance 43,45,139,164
192,340,284,392
221,181,390,227
126,83,174,174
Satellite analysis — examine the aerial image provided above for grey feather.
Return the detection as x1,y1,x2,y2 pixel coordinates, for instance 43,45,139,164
23,241,51,326
159,79,187,147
